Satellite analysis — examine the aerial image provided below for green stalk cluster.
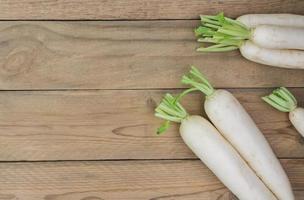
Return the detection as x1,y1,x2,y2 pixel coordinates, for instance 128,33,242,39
262,87,297,112
154,93,188,134
195,12,250,52
154,66,215,134
181,66,214,97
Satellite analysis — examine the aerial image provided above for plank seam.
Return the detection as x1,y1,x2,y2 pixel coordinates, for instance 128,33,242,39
0,87,303,92
0,19,198,22
0,157,301,163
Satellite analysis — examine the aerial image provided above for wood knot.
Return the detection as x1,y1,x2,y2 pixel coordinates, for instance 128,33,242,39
2,44,37,76
146,97,157,108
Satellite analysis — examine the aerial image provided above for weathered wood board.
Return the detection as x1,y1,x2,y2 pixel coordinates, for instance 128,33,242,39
0,21,304,90
0,89,303,161
0,160,304,200
0,0,303,20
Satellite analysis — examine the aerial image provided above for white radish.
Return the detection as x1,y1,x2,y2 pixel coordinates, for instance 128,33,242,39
240,41,304,69
237,14,304,28
251,25,304,50
263,87,304,137
195,13,304,68
181,67,294,200
155,93,276,200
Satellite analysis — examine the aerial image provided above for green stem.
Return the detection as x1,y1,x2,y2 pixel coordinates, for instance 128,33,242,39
200,14,248,30
154,93,189,134
200,17,221,26
174,88,200,103
181,66,215,97
262,87,297,112
197,45,239,52
197,38,217,43
217,28,249,39
204,23,221,29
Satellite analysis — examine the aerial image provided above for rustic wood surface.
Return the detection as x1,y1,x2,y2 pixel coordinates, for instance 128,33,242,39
0,89,303,161
0,1,304,199
0,160,304,200
0,0,303,20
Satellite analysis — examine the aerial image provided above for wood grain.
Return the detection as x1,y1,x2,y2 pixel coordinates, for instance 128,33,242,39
0,89,303,161
0,1,303,199
0,159,303,200
0,21,304,90
0,0,303,20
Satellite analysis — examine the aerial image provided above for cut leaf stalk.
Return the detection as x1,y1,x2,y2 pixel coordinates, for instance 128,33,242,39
262,87,297,112
262,87,304,138
195,12,250,52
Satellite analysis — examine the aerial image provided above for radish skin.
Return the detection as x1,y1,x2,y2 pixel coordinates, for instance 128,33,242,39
155,94,277,200
263,87,304,138
180,115,276,200
237,14,304,28
290,107,304,137
251,25,304,50
240,41,304,69
182,67,295,200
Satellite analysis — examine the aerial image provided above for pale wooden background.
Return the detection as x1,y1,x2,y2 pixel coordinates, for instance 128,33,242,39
0,1,304,199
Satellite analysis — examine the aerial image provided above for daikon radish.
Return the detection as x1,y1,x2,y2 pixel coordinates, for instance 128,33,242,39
195,13,304,68
237,14,304,28
263,87,304,137
180,66,294,200
196,13,304,50
155,93,276,200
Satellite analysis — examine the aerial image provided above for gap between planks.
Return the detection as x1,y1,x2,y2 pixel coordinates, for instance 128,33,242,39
0,87,303,92
0,157,303,163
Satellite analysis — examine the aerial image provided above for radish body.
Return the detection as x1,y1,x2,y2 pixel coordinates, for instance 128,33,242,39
180,115,276,200
289,107,304,137
240,41,304,69
251,25,304,50
237,14,304,28
204,90,294,200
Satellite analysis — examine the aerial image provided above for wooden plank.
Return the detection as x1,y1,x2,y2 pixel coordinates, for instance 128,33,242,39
0,21,304,90
0,89,303,161
0,0,303,20
0,159,303,200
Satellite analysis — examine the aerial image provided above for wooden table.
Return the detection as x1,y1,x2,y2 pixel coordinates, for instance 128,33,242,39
0,1,304,199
